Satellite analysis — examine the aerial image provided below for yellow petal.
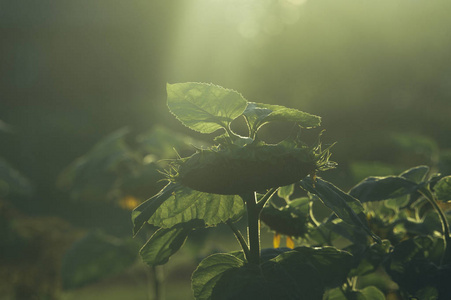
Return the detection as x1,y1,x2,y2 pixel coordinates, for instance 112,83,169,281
286,236,295,249
119,195,140,210
273,233,281,248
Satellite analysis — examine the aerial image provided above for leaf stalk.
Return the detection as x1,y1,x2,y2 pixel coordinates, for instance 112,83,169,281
226,220,251,261
419,187,451,264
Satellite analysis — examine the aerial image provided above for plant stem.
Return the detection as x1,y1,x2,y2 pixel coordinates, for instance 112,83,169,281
420,187,451,264
150,266,164,300
226,220,251,261
309,200,332,246
256,188,278,210
241,192,261,265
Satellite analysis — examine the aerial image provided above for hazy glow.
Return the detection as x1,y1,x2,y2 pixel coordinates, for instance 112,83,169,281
167,0,305,83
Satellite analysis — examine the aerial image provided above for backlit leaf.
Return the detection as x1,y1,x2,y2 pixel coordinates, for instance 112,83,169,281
435,175,451,202
399,165,429,184
167,82,248,134
277,184,294,200
243,102,321,136
192,253,245,300
193,246,350,300
146,185,245,228
349,176,419,203
132,182,181,235
140,221,202,266
300,177,380,242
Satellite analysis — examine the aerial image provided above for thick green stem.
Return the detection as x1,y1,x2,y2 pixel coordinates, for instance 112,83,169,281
242,192,260,265
226,220,251,261
420,187,451,264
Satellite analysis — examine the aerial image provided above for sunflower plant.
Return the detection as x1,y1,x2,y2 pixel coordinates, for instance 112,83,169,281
131,83,386,299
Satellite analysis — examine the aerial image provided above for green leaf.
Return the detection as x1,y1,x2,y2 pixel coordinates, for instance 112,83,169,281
435,175,451,202
389,236,435,274
210,264,269,300
131,182,181,235
260,198,309,237
61,230,139,289
243,102,321,136
358,286,386,300
277,184,294,200
400,165,429,184
211,251,325,300
386,236,441,294
323,287,347,300
291,246,354,288
194,247,350,300
349,240,392,277
192,253,245,300
260,254,324,299
349,176,419,203
327,219,368,245
140,221,202,266
325,286,385,300
147,184,245,228
167,82,248,134
300,177,380,242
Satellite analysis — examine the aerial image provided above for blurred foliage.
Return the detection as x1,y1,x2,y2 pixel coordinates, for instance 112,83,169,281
2,0,451,208
0,199,82,299
61,230,140,290
0,156,33,206
58,126,206,206
1,0,451,299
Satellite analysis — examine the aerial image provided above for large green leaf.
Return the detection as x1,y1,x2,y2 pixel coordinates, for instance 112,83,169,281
349,176,419,203
151,186,244,228
133,183,244,231
290,246,354,288
203,252,324,300
435,175,451,202
61,231,139,289
300,177,380,242
192,253,245,300
243,102,321,136
167,82,248,134
132,182,181,235
194,246,351,300
140,221,202,266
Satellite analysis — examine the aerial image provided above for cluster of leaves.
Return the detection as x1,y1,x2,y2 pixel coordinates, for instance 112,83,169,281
131,82,451,299
262,166,451,299
131,83,345,299
132,81,329,252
